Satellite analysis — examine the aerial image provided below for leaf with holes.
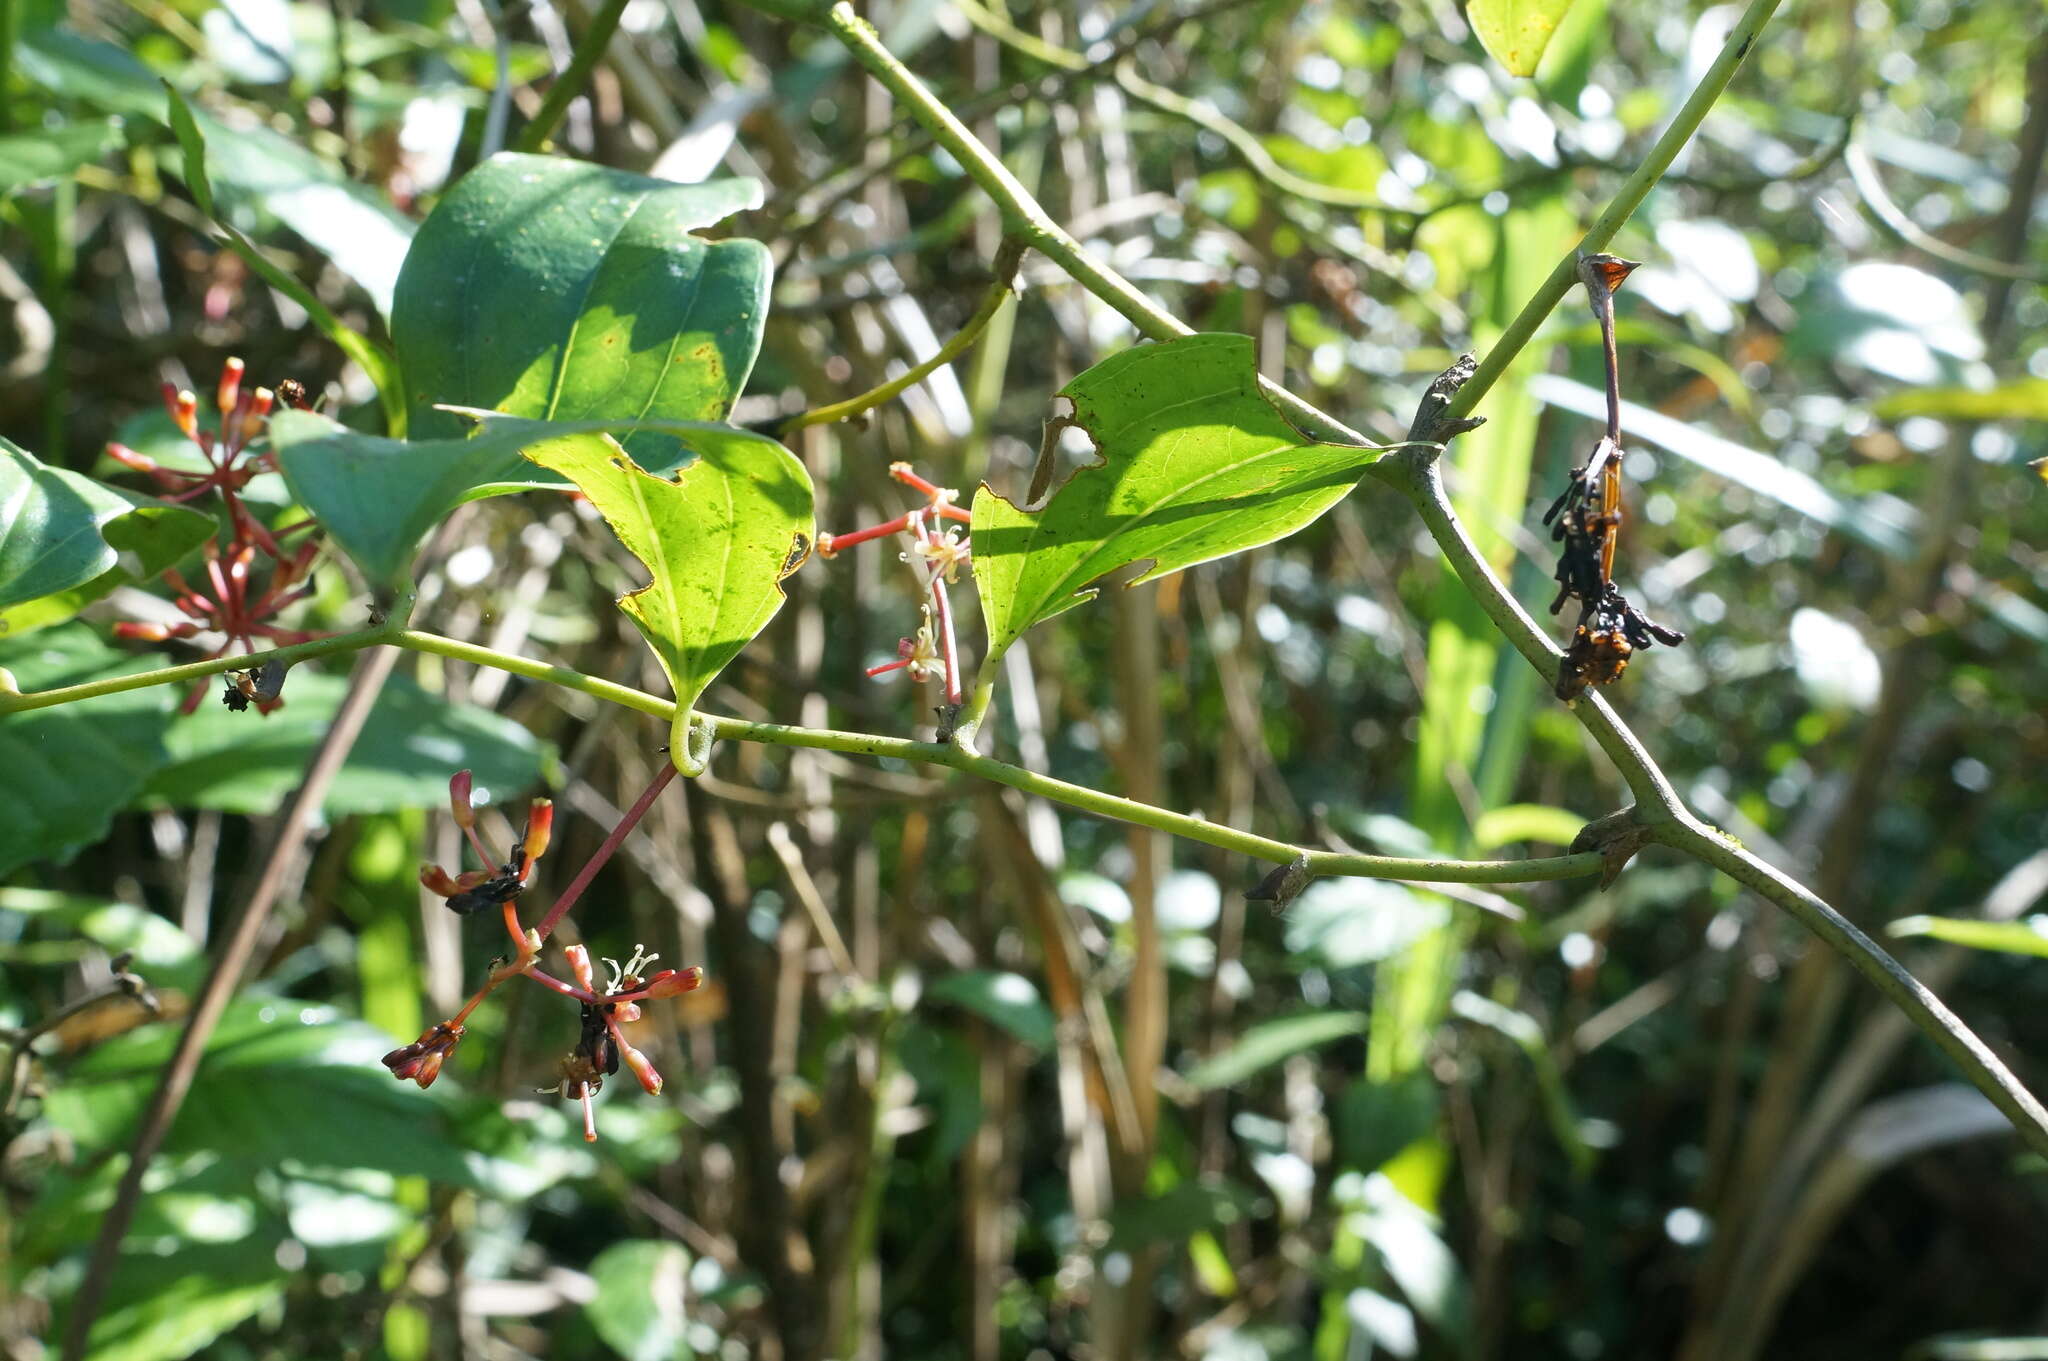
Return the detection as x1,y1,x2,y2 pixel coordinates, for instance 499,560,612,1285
507,417,812,766
392,152,769,471
1468,0,1581,77
970,333,1389,661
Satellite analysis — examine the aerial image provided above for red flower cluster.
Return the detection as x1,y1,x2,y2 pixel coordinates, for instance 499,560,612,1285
819,463,972,714
106,357,326,713
383,770,705,1143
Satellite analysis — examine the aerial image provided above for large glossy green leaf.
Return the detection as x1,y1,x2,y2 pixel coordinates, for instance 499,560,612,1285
391,152,769,466
0,436,143,613
1468,0,1580,76
586,1240,692,1361
165,85,406,432
512,417,813,764
0,627,176,876
0,494,216,638
970,334,1386,660
142,670,548,815
0,117,125,194
268,408,610,586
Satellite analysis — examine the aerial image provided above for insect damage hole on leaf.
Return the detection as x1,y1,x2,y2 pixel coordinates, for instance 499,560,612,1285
1024,396,1091,508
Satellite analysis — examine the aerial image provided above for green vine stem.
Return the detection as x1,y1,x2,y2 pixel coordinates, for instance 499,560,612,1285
1655,815,2048,1157
512,0,631,154
1439,0,1786,424
393,628,1599,887
777,236,1027,433
796,0,2048,1159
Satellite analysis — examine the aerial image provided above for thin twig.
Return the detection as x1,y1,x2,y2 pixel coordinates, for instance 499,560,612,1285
512,0,630,154
62,642,402,1361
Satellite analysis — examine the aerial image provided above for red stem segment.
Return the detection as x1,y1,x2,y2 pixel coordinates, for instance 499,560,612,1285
532,763,679,939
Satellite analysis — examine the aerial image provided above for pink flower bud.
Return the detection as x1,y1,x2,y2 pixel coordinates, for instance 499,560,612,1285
448,770,476,829
216,357,244,419
565,943,597,994
105,442,159,474
420,864,461,896
523,799,554,864
639,966,706,999
620,1040,663,1095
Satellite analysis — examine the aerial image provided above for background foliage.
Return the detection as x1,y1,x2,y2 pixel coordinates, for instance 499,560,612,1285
3,1,2046,1359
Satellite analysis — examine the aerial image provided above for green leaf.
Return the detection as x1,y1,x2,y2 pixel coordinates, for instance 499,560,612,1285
1449,991,1589,1175
512,418,813,766
925,970,1055,1051
1104,1177,1262,1253
1334,1072,1440,1174
164,85,407,435
13,28,165,114
0,494,216,638
970,334,1387,660
0,887,205,991
67,1239,288,1361
391,152,770,468
0,626,176,876
586,1240,693,1361
1887,914,2048,959
1874,378,2048,423
1470,803,1586,851
1186,1011,1368,1090
267,408,613,587
1467,0,1581,77
142,670,548,815
0,436,141,613
41,1001,479,1184
0,117,125,194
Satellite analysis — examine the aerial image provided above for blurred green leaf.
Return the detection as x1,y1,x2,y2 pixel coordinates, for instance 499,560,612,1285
66,1237,288,1361
143,669,547,815
1105,1177,1262,1253
1450,991,1589,1176
0,627,176,876
0,887,204,990
1468,0,1580,76
1286,880,1448,970
972,334,1387,660
515,418,812,760
1471,803,1585,851
586,1239,693,1361
1334,1072,1440,1174
392,152,769,466
0,117,126,193
1887,915,2048,959
13,28,164,113
41,1001,479,1184
926,970,1055,1051
1187,1011,1367,1090
1875,378,2048,423
164,85,407,432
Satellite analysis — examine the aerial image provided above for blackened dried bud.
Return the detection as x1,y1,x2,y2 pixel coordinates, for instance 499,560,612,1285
444,862,528,915
382,1021,464,1088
